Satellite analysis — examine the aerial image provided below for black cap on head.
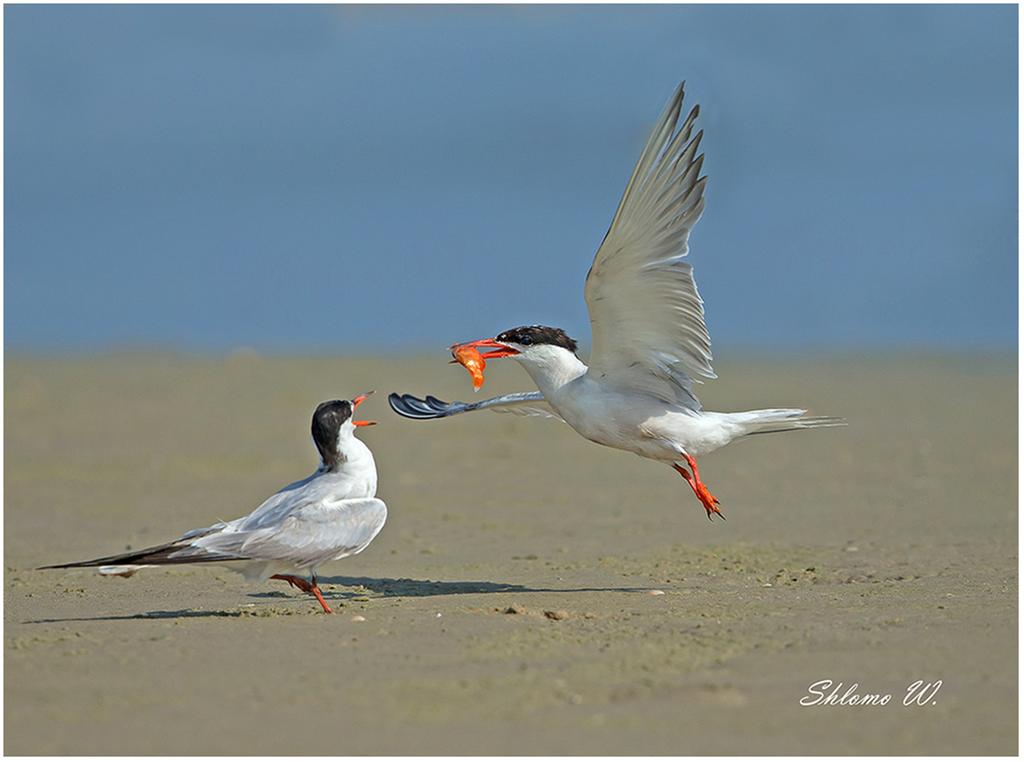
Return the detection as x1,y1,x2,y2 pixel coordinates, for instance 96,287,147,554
312,399,353,470
496,325,578,353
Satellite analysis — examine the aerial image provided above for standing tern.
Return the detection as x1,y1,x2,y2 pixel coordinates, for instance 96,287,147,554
41,395,386,613
390,83,844,519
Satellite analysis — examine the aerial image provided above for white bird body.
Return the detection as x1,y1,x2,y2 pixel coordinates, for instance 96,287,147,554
43,397,385,611
390,83,844,518
511,344,814,460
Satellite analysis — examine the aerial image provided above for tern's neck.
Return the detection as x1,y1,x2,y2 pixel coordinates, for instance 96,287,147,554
321,432,376,476
515,347,589,395
318,436,378,498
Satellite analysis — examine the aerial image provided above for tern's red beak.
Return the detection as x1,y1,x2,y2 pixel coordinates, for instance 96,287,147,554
352,391,377,427
461,338,519,359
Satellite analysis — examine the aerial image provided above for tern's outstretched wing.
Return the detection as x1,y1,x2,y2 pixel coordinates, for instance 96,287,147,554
388,391,564,421
584,82,712,412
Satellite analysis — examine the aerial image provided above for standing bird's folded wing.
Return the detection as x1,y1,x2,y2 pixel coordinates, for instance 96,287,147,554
199,498,388,570
388,391,564,421
585,82,713,412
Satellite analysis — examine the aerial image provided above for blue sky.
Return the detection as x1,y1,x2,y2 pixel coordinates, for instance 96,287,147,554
5,4,1017,353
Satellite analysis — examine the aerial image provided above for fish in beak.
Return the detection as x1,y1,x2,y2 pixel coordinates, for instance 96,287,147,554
351,391,377,427
449,339,519,391
450,344,486,390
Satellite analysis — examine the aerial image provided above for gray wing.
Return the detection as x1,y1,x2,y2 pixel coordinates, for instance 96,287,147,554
233,471,335,531
196,498,387,569
41,483,384,572
584,82,712,412
388,391,564,421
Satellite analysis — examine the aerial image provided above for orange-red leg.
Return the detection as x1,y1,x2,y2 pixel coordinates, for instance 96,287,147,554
308,579,332,614
673,454,724,521
271,574,333,613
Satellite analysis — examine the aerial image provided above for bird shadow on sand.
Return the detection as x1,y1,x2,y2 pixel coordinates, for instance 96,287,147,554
25,608,255,623
281,575,655,600
24,577,654,623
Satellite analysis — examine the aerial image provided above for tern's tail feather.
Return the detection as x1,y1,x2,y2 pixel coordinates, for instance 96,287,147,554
38,538,244,574
736,408,847,436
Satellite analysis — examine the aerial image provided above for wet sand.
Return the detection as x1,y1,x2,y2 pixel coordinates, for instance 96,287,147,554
4,352,1016,754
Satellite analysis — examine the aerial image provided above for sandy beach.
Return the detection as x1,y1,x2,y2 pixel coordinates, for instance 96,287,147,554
4,352,1016,754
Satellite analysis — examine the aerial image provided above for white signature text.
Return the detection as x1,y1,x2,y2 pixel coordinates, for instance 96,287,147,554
800,679,942,707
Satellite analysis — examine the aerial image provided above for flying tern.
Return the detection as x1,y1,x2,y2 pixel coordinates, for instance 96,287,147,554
390,83,844,519
41,395,386,613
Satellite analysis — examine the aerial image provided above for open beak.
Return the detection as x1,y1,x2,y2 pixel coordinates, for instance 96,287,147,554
461,338,519,359
352,391,377,427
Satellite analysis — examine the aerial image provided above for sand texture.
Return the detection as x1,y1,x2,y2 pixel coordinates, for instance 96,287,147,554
4,353,1017,754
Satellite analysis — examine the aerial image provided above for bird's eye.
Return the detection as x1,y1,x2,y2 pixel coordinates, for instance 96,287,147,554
520,336,532,345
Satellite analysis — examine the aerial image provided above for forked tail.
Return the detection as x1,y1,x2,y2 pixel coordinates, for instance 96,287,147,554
736,408,847,436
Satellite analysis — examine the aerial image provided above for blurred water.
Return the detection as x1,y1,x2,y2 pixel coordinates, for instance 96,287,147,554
4,5,1017,353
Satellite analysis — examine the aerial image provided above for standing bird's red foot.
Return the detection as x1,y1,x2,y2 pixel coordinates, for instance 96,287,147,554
271,574,333,613
673,454,724,521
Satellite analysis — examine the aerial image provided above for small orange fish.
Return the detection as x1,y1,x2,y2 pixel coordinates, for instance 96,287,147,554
450,343,486,391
